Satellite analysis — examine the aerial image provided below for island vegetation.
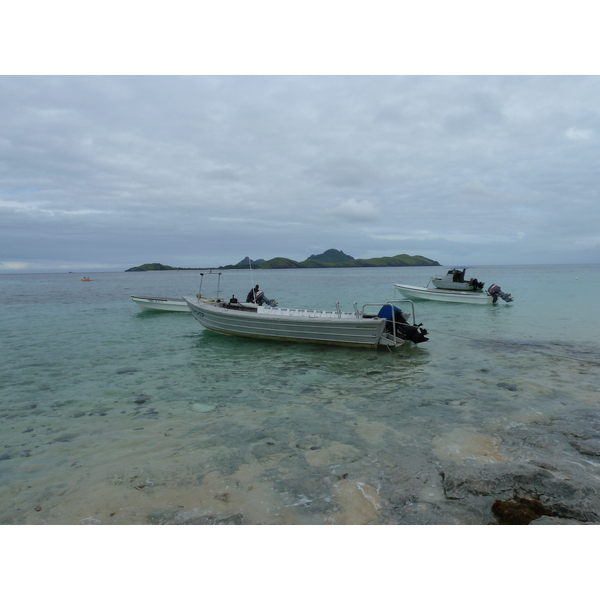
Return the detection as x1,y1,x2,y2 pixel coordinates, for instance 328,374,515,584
126,262,197,272
126,249,440,272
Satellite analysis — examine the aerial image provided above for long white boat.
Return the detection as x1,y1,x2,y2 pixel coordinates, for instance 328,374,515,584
394,283,513,305
184,295,429,349
131,270,223,313
131,295,190,312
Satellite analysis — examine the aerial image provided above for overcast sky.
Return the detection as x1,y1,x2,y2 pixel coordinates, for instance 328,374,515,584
2,20,600,273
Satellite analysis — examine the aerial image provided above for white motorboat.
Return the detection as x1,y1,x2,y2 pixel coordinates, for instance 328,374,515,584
394,283,513,305
131,295,190,312
131,269,224,313
429,267,485,291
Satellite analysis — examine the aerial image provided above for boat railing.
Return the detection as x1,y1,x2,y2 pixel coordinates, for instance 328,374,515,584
359,300,417,347
361,300,417,325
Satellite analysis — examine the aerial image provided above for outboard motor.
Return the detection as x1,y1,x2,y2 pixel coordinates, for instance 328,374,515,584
377,305,429,344
255,290,278,307
487,284,513,304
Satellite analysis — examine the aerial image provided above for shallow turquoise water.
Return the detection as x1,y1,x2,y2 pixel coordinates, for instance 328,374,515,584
1,265,599,524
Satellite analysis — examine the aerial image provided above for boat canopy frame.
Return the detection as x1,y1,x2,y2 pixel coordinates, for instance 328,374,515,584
198,270,223,300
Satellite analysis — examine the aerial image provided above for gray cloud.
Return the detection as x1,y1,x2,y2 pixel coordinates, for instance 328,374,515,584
1,75,600,272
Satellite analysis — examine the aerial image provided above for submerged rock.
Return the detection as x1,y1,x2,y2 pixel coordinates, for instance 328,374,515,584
179,514,243,525
570,438,600,456
492,497,556,525
146,508,181,524
440,461,600,523
146,507,243,525
192,403,216,413
53,433,79,443
530,515,587,525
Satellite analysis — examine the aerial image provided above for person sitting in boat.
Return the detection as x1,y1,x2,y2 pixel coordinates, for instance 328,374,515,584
246,285,260,302
452,269,465,283
246,285,277,307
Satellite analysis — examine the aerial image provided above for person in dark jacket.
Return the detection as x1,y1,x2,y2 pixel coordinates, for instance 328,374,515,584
246,284,260,302
246,284,277,306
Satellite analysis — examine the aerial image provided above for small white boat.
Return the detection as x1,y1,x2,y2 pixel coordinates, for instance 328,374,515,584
394,283,513,305
429,267,484,291
131,295,190,312
131,270,223,313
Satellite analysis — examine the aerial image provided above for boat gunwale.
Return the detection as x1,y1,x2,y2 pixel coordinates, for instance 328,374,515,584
183,297,409,323
131,295,187,303
394,283,495,304
394,284,491,297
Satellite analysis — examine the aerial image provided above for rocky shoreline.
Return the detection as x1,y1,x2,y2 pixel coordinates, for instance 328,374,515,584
137,407,600,526
382,407,600,525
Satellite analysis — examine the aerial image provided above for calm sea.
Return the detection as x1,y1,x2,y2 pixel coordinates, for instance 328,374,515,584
1,264,600,524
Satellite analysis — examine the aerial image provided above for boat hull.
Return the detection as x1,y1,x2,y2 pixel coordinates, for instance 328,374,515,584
394,284,494,304
184,297,394,348
131,296,190,312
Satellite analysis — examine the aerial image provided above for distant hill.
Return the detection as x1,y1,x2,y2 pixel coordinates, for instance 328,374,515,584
126,251,439,272
236,256,265,266
218,256,299,269
126,262,177,272
297,253,439,269
219,249,439,269
305,249,355,263
126,262,204,272
352,254,439,267
256,257,303,269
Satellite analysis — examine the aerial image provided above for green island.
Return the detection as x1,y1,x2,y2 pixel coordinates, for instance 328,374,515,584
126,249,440,272
126,262,191,272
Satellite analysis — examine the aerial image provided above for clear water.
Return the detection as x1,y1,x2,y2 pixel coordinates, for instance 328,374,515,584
1,265,599,524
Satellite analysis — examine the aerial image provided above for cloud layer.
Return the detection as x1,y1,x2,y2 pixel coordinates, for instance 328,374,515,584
1,75,599,272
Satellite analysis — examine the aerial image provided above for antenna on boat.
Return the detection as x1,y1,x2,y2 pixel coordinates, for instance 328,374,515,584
248,257,255,299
